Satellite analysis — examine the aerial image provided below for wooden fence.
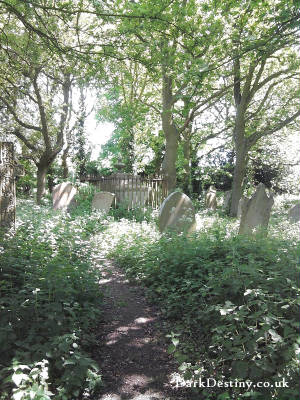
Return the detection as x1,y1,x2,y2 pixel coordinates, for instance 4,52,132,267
80,174,168,209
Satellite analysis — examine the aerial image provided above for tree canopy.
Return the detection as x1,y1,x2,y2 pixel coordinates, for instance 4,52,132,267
0,0,299,204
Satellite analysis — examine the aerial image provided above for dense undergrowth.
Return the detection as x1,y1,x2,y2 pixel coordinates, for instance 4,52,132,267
94,196,300,400
0,198,105,400
1,188,299,400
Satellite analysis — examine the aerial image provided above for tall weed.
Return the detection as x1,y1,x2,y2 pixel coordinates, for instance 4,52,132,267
0,200,104,399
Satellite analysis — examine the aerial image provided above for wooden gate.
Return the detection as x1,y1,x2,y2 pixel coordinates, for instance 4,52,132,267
81,174,168,209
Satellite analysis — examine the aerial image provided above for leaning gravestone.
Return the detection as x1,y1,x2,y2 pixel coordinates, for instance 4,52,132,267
52,182,77,211
205,186,217,210
158,192,196,234
288,202,300,223
92,191,115,214
239,183,274,235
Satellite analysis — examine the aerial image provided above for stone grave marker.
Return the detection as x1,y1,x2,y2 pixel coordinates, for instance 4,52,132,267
239,183,274,234
92,191,115,214
205,186,217,210
237,196,248,218
52,182,77,211
223,190,231,210
288,202,300,223
158,191,196,234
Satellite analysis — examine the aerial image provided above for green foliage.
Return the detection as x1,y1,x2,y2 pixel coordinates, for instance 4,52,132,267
109,202,156,223
16,160,36,196
193,150,234,192
100,214,300,400
0,200,104,399
69,183,95,218
247,143,298,194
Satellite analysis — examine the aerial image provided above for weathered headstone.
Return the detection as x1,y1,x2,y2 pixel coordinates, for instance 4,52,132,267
52,182,77,211
223,190,231,210
288,202,300,223
237,196,248,218
205,186,217,210
239,183,274,234
92,191,115,214
158,191,196,234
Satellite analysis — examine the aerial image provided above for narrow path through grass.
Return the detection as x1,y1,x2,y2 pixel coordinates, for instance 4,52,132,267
93,259,187,400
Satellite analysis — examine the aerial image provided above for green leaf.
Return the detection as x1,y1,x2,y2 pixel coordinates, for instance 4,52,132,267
231,361,248,378
12,372,28,386
268,329,283,343
167,344,176,354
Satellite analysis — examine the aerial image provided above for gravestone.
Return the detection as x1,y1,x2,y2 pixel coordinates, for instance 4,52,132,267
223,190,231,210
92,191,115,214
237,196,248,218
158,191,196,234
52,182,77,211
239,183,274,234
288,203,300,223
205,186,217,210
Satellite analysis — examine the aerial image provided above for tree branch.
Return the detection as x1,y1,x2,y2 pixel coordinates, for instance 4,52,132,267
247,109,300,147
0,96,42,132
32,69,50,149
12,128,38,152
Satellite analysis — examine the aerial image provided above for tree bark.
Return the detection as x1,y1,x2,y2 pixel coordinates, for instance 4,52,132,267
230,101,248,217
47,166,55,194
162,129,178,192
36,163,48,204
61,147,69,179
229,52,249,217
182,129,192,195
161,71,179,193
230,143,248,216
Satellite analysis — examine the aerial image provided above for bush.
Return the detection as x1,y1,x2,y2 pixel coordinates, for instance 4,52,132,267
0,200,104,399
109,202,156,223
103,221,300,400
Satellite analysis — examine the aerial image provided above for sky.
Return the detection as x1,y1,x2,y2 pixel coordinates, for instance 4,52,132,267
86,115,114,160
83,91,114,160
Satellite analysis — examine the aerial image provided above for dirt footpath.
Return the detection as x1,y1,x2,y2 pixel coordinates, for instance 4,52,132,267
93,260,188,400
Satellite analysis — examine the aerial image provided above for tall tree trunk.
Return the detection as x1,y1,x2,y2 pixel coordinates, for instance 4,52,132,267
161,72,179,193
36,163,48,204
61,146,69,179
230,105,248,216
47,166,55,194
229,52,249,217
230,144,248,216
162,130,178,192
182,129,192,195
